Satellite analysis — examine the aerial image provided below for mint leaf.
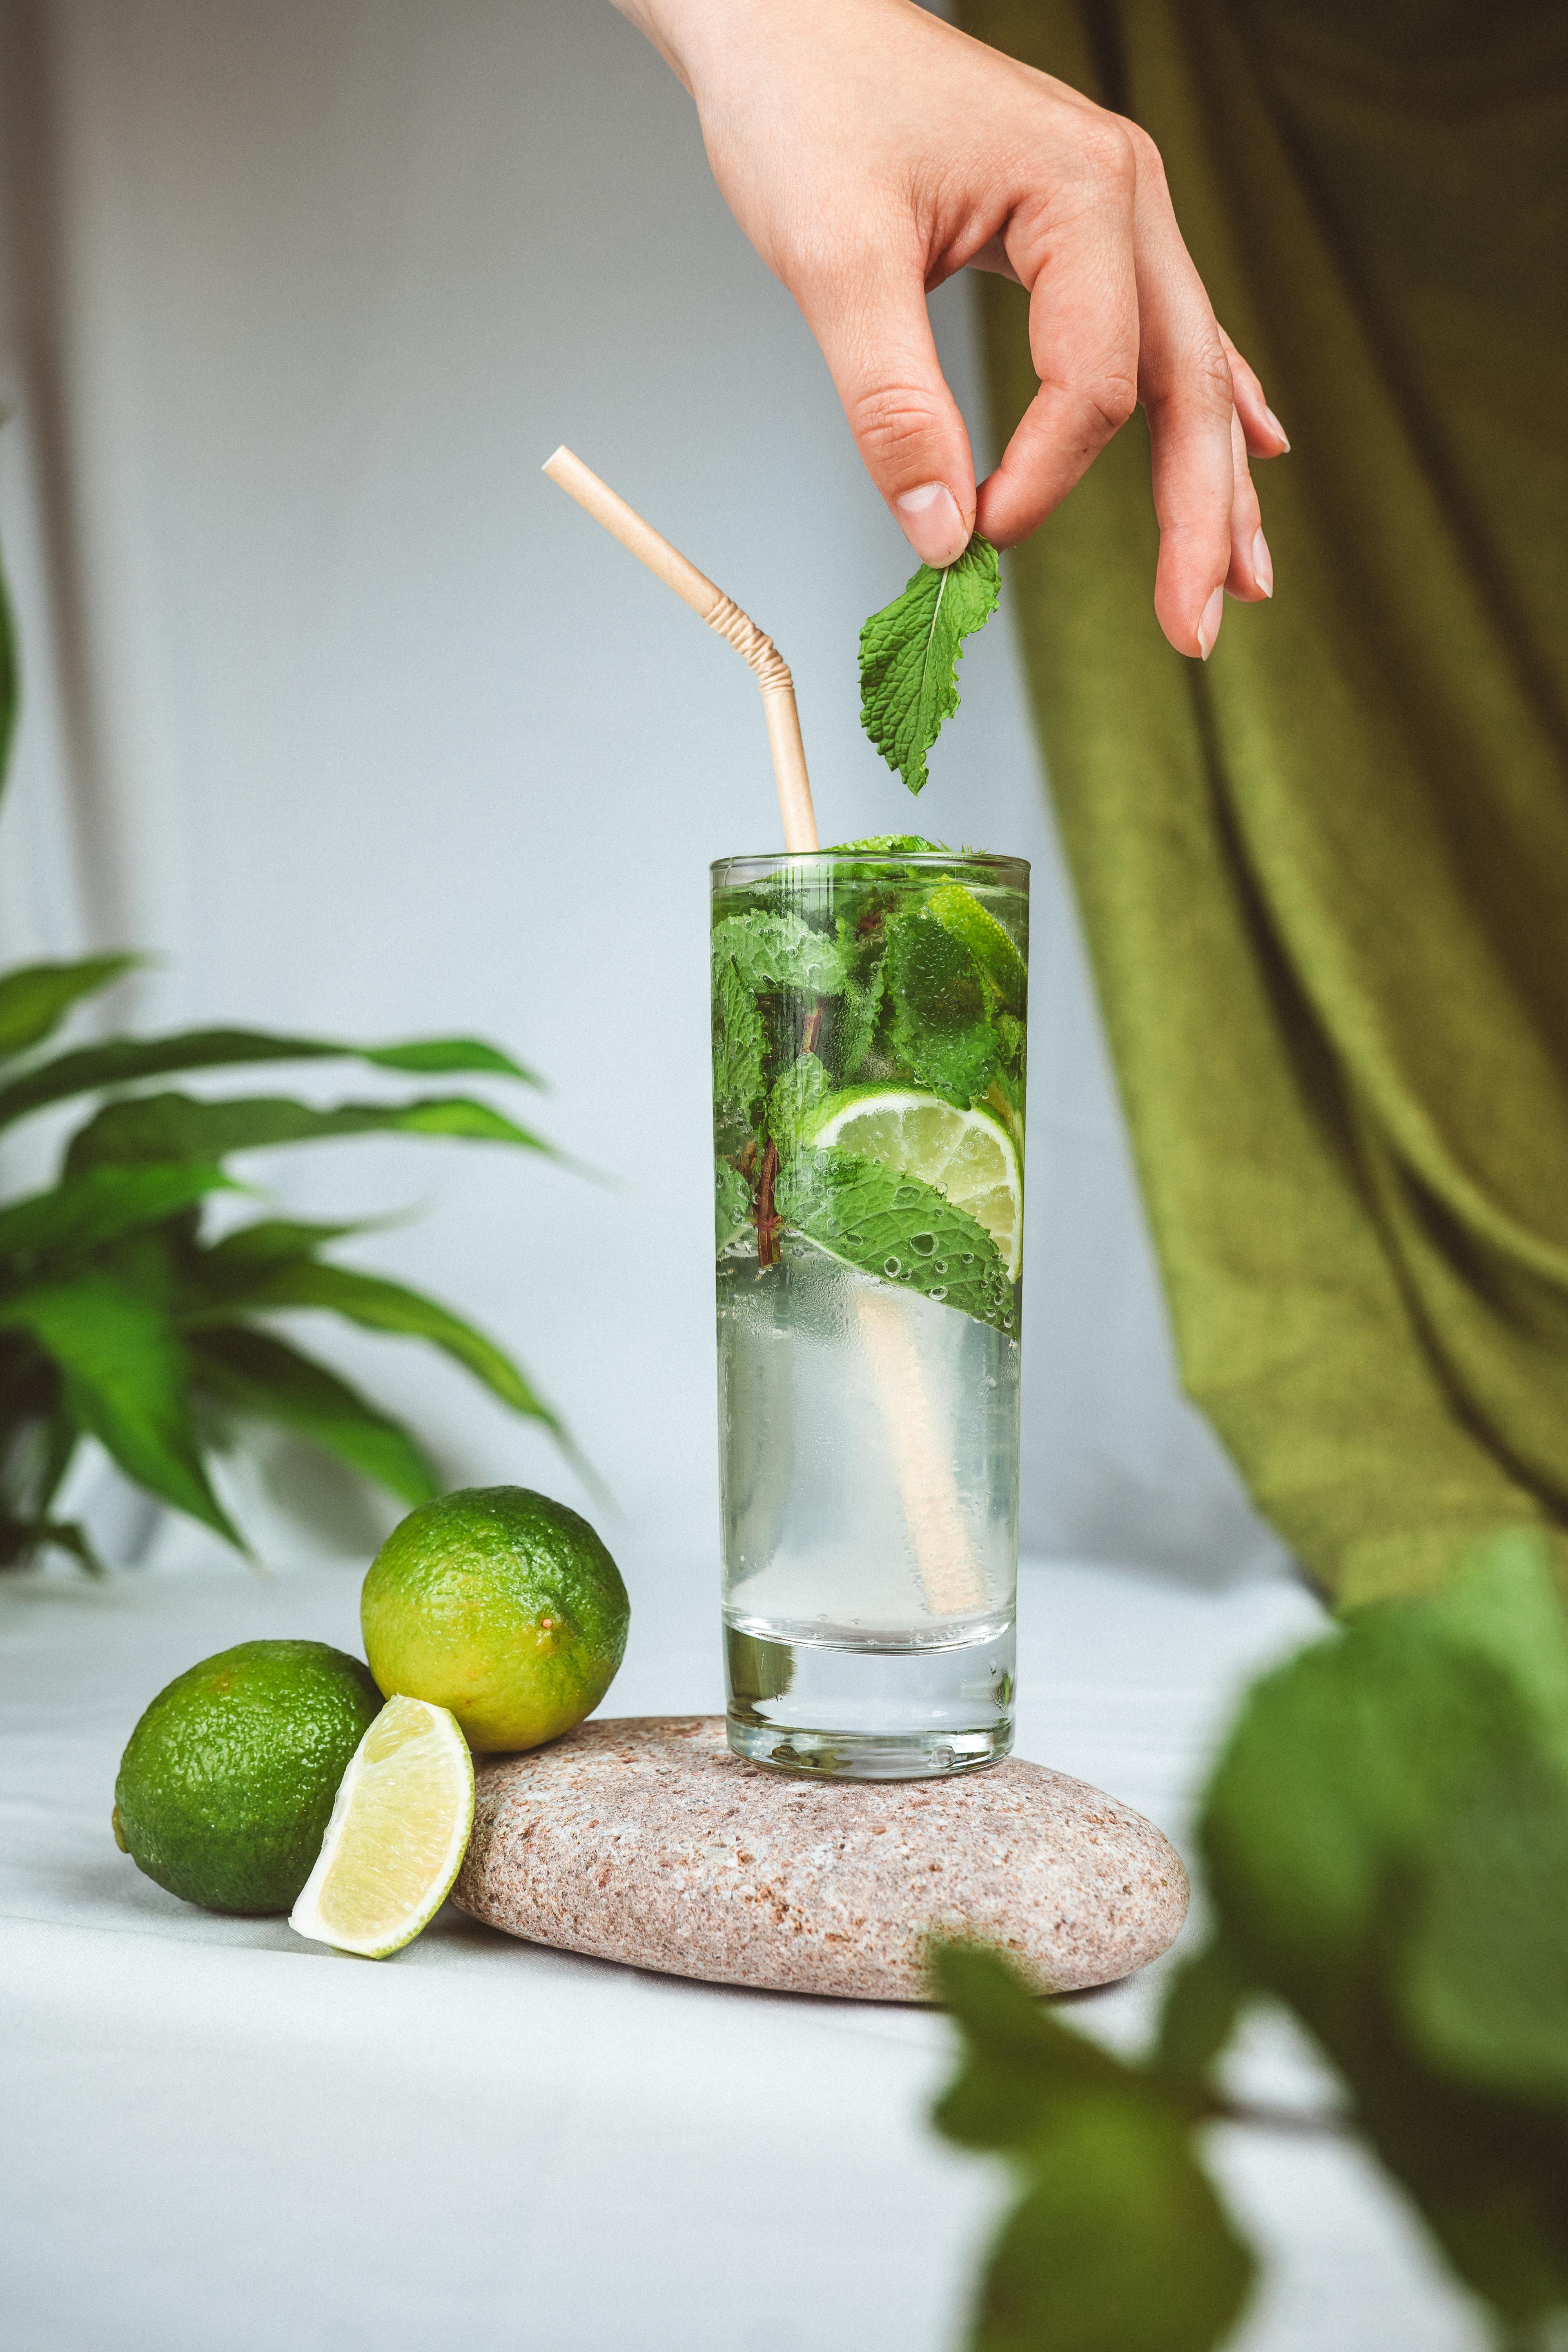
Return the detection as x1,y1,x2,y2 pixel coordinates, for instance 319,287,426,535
859,536,1000,797
933,1946,1257,2352
1422,1526,1568,1783
768,1051,829,1147
712,910,845,997
1201,1541,1568,2329
1154,1936,1255,2096
833,969,884,1081
1394,1551,1568,2109
712,952,766,1123
975,2147,1250,2352
884,910,998,1105
1400,1743,1568,2107
715,1159,752,1249
927,881,1028,1018
822,835,951,854
995,1010,1026,1078
777,1145,1016,1331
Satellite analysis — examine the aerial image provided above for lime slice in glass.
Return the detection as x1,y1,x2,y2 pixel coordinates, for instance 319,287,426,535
289,1694,474,1959
811,1090,1023,1280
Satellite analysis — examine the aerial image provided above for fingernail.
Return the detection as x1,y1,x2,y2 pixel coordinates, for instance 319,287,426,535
895,481,967,568
1252,529,1273,597
1263,405,1290,452
1196,586,1225,660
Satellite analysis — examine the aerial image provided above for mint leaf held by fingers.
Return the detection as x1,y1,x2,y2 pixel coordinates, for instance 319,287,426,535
859,535,1000,797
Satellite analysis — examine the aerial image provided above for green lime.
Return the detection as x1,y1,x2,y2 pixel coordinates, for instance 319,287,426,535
114,1639,382,1915
360,1486,629,1753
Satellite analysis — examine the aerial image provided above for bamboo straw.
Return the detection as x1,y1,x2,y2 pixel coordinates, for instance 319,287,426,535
543,445,987,1625
542,447,817,852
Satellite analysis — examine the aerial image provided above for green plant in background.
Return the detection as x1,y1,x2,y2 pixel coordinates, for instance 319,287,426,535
0,552,571,1571
935,1536,1568,2351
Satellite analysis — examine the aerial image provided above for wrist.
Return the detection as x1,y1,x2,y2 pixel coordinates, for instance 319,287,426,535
613,0,899,101
608,0,731,92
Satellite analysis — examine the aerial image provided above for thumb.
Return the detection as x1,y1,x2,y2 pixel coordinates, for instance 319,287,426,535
801,263,976,567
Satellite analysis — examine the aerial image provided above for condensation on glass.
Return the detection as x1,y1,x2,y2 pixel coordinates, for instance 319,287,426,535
711,848,1028,1778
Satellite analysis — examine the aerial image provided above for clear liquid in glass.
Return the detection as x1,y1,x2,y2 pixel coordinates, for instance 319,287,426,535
719,1236,1018,1775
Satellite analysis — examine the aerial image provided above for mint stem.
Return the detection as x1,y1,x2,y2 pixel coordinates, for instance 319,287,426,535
753,1001,823,1270
755,1140,781,1267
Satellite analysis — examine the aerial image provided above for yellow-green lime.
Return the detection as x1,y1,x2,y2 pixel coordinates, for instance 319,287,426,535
289,1694,474,1958
114,1639,382,1915
811,1089,1023,1279
926,881,1027,1016
361,1486,629,1753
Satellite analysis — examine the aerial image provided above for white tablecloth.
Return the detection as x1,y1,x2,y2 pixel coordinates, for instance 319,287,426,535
1,1549,1484,2351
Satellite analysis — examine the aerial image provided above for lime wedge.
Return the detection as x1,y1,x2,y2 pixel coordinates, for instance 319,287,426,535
811,1089,1023,1280
289,1694,474,1959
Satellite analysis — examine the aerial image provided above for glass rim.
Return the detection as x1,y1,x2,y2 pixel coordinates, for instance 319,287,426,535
711,849,1030,880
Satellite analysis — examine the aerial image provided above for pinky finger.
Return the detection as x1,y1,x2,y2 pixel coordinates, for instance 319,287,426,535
1218,324,1289,460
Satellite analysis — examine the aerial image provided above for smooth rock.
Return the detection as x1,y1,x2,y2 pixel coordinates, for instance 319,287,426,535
453,1716,1189,2001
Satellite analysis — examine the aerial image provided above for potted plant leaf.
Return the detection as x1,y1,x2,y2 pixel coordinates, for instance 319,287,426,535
0,552,572,1571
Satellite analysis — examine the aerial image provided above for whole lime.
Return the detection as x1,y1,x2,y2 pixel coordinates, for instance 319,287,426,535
114,1639,381,1915
360,1486,629,1752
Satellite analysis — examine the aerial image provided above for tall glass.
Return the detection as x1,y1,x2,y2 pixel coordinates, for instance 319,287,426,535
712,847,1028,1778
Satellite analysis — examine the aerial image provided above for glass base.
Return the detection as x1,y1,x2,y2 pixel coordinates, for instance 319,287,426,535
726,1716,1012,1779
724,1613,1015,1781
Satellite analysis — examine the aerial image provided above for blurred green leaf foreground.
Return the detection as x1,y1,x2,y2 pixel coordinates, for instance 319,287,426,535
935,1537,1568,2351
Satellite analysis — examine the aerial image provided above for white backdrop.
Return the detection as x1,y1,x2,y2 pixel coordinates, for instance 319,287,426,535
0,0,1283,1586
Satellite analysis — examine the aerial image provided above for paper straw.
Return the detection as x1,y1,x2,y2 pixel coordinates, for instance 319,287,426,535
545,445,983,1623
856,1287,989,1617
542,447,817,853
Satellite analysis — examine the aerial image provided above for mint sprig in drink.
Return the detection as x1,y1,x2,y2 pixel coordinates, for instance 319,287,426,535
713,842,1027,1777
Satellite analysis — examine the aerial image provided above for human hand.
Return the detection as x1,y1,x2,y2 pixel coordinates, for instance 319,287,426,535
614,0,1287,659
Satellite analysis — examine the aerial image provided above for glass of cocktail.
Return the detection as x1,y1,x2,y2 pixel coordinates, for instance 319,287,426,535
712,846,1028,1779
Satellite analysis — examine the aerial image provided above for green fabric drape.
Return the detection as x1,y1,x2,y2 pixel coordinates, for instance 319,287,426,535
957,0,1568,1606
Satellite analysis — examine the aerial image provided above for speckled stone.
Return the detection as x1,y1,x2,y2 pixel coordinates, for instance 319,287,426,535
452,1716,1188,2002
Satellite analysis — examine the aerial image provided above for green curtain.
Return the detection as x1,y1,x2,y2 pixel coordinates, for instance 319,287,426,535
957,0,1568,1607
